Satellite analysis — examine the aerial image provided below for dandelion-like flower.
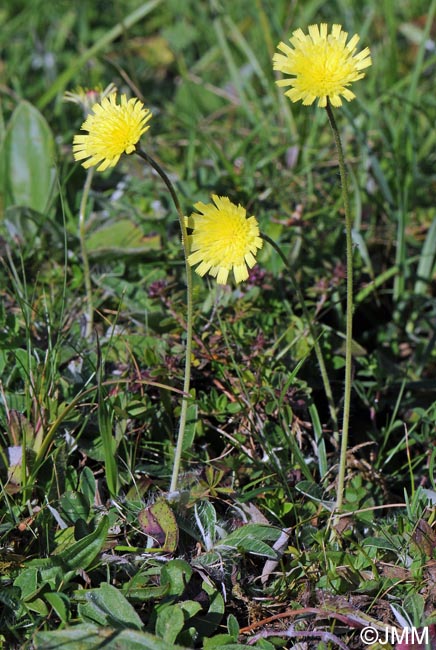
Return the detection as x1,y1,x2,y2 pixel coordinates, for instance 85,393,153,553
73,92,152,171
273,23,372,107
186,195,263,285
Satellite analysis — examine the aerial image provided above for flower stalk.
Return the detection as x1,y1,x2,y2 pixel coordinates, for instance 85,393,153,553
273,24,371,514
135,147,193,495
78,166,95,339
325,100,354,515
73,91,194,494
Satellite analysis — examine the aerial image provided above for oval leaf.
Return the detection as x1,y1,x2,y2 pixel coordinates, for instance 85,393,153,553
3,101,55,212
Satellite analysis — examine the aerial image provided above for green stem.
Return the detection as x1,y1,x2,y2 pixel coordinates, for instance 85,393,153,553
325,101,354,515
79,166,95,339
135,147,193,494
261,233,339,446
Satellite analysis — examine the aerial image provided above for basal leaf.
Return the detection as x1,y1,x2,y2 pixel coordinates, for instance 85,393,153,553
216,524,280,559
78,583,143,630
3,101,56,212
44,592,70,624
138,499,178,552
155,604,185,645
26,516,109,588
34,624,191,650
86,219,161,258
160,559,192,597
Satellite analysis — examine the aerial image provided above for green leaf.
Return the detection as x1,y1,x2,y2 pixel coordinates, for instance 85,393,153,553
203,634,237,648
25,516,109,588
138,499,179,552
78,583,143,630
155,604,185,644
182,401,198,451
403,593,425,627
295,480,335,511
160,559,192,597
3,101,55,212
193,580,224,637
59,490,90,525
44,592,70,624
179,599,202,619
79,466,97,508
194,500,218,550
97,385,118,498
34,624,191,650
122,585,169,601
26,597,49,616
227,613,240,640
86,219,161,258
415,212,436,295
361,537,399,552
14,568,41,601
216,524,281,559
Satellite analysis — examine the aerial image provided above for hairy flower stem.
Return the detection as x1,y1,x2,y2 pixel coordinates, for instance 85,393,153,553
79,166,95,339
261,233,339,446
325,101,354,516
135,147,193,494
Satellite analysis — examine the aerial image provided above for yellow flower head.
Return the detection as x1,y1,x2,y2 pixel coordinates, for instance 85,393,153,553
186,195,263,285
73,92,152,171
273,23,372,108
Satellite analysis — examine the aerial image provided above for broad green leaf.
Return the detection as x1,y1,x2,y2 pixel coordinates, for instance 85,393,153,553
203,634,236,648
227,613,240,640
79,466,97,508
138,499,178,552
59,490,90,525
155,604,185,644
216,524,280,559
53,526,76,555
182,401,198,451
86,219,161,258
295,480,335,511
122,585,169,601
78,583,143,630
403,593,425,627
160,559,192,597
194,500,217,550
26,516,109,588
192,550,222,570
44,592,70,624
190,580,225,637
97,388,118,498
26,597,48,616
3,101,55,213
34,624,190,650
14,567,41,601
361,537,399,552
179,599,202,619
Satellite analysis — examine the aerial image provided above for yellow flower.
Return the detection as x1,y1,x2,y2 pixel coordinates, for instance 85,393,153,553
273,23,372,108
186,195,263,285
73,92,152,171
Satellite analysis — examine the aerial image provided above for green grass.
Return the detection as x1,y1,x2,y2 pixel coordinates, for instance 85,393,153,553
1,0,436,648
